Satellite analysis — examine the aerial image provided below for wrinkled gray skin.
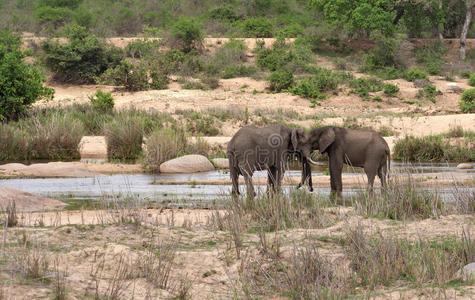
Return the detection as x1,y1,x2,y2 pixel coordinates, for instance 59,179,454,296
227,125,310,198
301,126,390,196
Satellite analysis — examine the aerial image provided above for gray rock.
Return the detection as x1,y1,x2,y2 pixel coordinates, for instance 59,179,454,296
212,158,229,169
413,79,430,88
447,86,464,94
160,155,215,173
455,262,475,281
457,163,473,169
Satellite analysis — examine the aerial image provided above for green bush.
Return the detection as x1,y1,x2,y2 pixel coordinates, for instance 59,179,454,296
0,112,84,161
0,30,54,121
423,85,441,103
35,6,73,28
143,127,188,172
209,5,240,22
364,36,400,71
269,69,294,92
239,17,273,38
403,69,428,82
104,114,144,161
468,74,475,87
89,89,114,113
221,65,256,79
170,17,204,53
393,136,445,161
290,77,325,100
99,59,168,91
461,70,472,79
460,89,475,113
42,25,122,83
349,77,383,98
185,112,219,136
125,39,161,58
201,76,219,89
383,83,399,97
414,41,447,75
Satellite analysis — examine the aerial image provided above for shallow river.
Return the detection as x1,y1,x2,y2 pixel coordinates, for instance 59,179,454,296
0,161,473,207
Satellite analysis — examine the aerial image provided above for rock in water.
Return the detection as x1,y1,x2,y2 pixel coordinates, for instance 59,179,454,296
457,163,473,169
160,155,215,173
212,158,229,169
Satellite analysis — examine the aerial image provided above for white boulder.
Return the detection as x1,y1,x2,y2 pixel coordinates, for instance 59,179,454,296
160,155,215,173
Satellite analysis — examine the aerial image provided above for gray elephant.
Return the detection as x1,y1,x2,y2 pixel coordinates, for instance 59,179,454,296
300,126,390,195
227,125,311,198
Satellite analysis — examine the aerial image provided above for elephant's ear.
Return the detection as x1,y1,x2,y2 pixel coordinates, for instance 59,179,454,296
318,128,335,154
291,128,304,150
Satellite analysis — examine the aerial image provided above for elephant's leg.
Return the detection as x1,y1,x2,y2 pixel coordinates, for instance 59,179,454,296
329,154,343,198
230,167,240,198
275,165,284,193
305,159,313,192
364,164,378,198
243,173,255,200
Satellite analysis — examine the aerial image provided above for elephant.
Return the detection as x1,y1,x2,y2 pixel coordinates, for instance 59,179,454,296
300,126,390,196
226,125,312,199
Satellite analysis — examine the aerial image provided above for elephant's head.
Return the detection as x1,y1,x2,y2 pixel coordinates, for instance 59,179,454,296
290,127,308,152
300,126,335,165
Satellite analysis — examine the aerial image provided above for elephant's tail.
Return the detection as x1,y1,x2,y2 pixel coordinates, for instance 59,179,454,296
386,149,391,183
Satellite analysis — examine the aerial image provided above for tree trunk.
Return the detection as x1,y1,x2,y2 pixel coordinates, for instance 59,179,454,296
460,1,475,60
438,0,444,40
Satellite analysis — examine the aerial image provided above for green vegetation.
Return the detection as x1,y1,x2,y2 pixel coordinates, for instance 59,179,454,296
269,69,294,92
41,25,122,83
89,89,114,113
403,69,428,82
0,30,53,121
349,77,383,99
393,134,475,162
416,84,442,103
383,83,399,97
460,89,475,113
414,41,447,75
469,74,475,87
170,17,204,53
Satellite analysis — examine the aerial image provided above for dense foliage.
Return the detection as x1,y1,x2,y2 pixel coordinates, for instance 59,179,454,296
0,30,53,121
41,25,122,83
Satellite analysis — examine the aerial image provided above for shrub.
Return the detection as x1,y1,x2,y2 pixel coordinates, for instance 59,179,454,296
221,65,256,79
349,77,383,98
403,69,428,82
469,74,475,87
383,83,399,97
185,112,219,136
269,69,294,92
257,47,293,71
143,127,188,173
100,60,168,91
35,6,73,28
27,112,84,160
393,136,445,161
41,25,122,83
0,30,54,121
170,17,204,53
461,70,472,79
200,76,219,89
104,114,144,161
290,77,324,100
239,17,273,38
209,5,240,22
422,85,441,103
89,89,114,113
460,88,475,113
363,36,400,71
414,41,447,75
125,39,161,58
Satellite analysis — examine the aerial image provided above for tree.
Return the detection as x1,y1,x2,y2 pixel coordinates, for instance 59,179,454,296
0,30,53,121
309,0,398,37
460,0,475,60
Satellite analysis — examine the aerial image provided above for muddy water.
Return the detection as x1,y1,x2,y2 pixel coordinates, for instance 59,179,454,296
0,162,473,207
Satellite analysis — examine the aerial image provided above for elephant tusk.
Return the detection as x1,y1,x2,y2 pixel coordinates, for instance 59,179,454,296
306,156,319,165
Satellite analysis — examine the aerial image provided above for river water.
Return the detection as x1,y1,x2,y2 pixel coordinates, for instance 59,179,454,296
0,161,473,207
